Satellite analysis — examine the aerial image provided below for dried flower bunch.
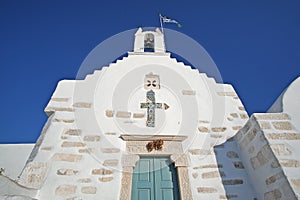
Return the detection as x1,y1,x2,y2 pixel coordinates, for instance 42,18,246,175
146,139,164,152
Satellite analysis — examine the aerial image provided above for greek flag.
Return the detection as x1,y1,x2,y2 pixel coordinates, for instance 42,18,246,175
160,14,182,27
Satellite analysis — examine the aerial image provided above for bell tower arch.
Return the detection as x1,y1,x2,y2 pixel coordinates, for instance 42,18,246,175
134,28,166,53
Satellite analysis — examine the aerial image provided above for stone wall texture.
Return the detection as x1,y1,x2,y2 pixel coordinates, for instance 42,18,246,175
236,113,299,200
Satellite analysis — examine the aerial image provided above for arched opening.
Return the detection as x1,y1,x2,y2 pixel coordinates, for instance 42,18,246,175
144,33,154,52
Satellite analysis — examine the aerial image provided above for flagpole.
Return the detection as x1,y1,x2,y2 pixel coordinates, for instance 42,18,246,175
159,14,164,34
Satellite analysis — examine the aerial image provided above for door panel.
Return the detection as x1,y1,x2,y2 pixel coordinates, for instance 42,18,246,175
162,189,174,199
138,159,151,181
138,189,151,200
132,158,154,200
131,157,179,200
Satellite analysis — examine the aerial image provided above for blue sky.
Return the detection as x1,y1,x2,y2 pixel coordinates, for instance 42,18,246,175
0,1,299,143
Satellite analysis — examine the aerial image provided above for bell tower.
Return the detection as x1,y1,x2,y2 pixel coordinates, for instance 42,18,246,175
133,28,166,53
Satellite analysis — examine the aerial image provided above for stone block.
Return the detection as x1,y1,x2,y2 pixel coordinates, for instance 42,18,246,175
192,173,198,179
248,146,255,154
77,178,92,183
279,159,300,167
210,134,222,138
238,106,245,111
61,136,68,140
255,113,290,120
188,149,213,155
52,153,82,162
266,133,300,140
61,142,85,147
235,132,243,141
201,171,225,179
79,148,94,153
73,102,92,108
264,189,281,200
222,179,243,185
41,146,52,151
18,162,49,189
232,126,242,130
199,120,210,123
55,185,77,196
230,113,239,118
51,97,69,102
270,144,292,156
271,161,280,168
182,90,196,95
257,151,268,165
81,186,97,194
105,132,116,135
105,110,114,117
83,135,100,142
211,127,227,132
291,179,300,190
251,145,273,169
261,145,273,160
57,169,79,176
258,121,272,129
99,177,113,182
247,127,258,143
233,161,244,169
240,113,248,119
240,138,249,149
197,187,217,193
265,176,276,185
227,117,233,121
226,151,239,158
198,126,209,132
103,159,118,167
272,121,292,130
265,172,284,185
101,148,120,153
116,111,131,118
64,129,82,136
92,168,113,175
46,107,74,112
250,157,260,170
133,113,145,118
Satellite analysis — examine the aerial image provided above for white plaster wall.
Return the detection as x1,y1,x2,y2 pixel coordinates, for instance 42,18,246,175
12,52,256,199
0,144,34,180
268,77,300,131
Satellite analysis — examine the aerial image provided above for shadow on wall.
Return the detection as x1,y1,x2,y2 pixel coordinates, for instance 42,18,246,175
213,137,258,200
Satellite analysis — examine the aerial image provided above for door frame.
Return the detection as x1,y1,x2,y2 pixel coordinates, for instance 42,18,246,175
119,135,192,200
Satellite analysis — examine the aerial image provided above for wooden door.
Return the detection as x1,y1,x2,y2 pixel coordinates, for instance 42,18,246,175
131,157,179,200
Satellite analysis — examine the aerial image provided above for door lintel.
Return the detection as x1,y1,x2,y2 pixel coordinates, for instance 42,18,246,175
119,134,192,200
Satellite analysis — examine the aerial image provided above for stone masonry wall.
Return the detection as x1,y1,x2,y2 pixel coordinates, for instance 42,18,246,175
236,113,299,200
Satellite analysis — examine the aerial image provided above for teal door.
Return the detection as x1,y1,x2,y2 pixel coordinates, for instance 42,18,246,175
131,157,179,200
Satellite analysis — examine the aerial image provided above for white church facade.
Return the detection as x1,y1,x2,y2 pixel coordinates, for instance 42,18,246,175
0,28,300,200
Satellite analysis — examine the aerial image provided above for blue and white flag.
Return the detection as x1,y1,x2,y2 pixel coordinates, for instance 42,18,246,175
160,14,182,27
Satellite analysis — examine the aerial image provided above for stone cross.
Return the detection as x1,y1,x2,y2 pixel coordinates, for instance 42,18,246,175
140,90,169,127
